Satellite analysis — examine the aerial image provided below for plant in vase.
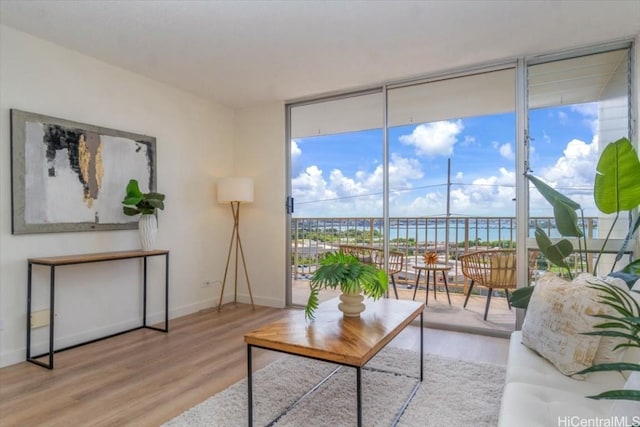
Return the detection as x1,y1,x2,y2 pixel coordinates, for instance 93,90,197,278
510,137,640,309
305,251,388,320
121,179,165,251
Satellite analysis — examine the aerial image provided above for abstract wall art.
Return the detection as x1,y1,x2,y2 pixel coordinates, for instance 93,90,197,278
10,109,157,234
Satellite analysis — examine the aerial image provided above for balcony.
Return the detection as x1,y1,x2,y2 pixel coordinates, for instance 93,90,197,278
291,216,599,335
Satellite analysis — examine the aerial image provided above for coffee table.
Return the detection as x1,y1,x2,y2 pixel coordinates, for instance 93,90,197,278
244,297,425,427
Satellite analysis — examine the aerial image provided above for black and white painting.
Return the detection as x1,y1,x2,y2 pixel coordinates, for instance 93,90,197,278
10,109,157,234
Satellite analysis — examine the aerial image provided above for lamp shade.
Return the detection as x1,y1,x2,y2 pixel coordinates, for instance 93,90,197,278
217,177,254,203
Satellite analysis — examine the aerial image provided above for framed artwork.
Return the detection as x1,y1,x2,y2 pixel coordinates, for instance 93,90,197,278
10,109,157,234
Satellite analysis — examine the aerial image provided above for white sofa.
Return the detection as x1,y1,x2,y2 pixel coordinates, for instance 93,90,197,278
498,330,626,427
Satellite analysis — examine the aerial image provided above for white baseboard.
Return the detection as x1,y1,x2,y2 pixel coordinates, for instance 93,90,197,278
0,295,285,368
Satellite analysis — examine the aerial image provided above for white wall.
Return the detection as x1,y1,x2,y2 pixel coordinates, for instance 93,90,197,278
233,103,287,308
0,26,243,367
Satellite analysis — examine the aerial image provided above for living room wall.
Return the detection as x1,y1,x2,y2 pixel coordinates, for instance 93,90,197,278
0,25,256,367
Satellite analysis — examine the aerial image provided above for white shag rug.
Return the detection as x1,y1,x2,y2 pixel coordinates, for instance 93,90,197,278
163,347,505,427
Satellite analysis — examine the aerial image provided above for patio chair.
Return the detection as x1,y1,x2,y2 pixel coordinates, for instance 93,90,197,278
339,245,404,299
460,249,516,320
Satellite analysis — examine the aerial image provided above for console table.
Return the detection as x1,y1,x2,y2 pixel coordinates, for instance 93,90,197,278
27,249,170,369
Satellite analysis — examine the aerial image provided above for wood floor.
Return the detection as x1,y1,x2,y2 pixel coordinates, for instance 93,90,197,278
0,303,509,427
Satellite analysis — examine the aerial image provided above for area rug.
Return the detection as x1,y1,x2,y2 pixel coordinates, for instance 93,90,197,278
163,347,505,427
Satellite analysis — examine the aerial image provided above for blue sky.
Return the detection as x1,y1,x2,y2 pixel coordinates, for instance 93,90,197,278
291,103,601,218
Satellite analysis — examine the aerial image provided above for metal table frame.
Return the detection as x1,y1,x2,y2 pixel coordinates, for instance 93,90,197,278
26,250,170,369
247,312,423,427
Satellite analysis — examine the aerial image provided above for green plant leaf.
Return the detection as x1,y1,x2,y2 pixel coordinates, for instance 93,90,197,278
586,389,640,401
147,192,166,201
509,286,534,309
622,259,640,275
122,207,140,216
125,179,143,198
535,227,572,269
526,174,581,210
552,199,583,237
579,362,640,375
594,137,640,214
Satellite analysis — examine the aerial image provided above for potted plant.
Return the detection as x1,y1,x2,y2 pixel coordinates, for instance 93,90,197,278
510,137,640,309
121,179,165,251
305,251,388,320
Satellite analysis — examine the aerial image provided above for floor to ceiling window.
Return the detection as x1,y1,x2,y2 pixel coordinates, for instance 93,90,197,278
288,91,383,306
286,41,634,337
386,68,517,333
527,47,632,278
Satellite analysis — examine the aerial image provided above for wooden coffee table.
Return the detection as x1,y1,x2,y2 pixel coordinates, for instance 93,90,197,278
244,297,425,427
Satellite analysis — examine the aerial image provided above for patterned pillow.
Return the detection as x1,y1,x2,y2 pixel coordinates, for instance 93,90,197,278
522,273,603,376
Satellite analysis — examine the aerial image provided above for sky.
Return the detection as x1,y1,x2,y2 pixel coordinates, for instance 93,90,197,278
291,102,603,219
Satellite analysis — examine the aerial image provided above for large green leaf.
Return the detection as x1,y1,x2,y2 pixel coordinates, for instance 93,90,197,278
552,199,583,237
594,137,640,214
535,227,572,269
509,286,535,309
527,174,581,210
622,259,640,275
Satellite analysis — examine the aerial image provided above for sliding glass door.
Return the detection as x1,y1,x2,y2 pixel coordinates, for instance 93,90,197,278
288,91,383,306
286,41,634,337
527,47,632,278
386,68,517,333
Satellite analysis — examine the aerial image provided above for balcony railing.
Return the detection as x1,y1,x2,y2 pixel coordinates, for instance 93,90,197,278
291,216,599,288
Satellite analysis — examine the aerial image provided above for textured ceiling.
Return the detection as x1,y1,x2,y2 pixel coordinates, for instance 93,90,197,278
1,0,639,108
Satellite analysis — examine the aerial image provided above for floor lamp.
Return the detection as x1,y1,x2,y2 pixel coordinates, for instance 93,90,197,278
217,177,255,311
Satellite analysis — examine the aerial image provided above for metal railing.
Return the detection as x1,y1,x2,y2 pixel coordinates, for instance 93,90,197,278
291,216,599,287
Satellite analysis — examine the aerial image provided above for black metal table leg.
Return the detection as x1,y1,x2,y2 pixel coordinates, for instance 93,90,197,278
26,262,32,363
442,271,451,305
164,253,170,331
248,345,253,427
425,270,430,305
48,266,55,369
420,311,424,381
356,366,362,427
412,270,421,300
143,256,148,327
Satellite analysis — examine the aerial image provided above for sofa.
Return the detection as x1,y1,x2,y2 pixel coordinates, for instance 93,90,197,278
498,273,640,427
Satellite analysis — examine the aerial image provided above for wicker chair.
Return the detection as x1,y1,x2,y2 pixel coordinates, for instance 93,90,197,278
339,245,404,299
460,249,516,320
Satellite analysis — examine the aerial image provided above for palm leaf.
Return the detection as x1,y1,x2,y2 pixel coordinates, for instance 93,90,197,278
587,390,640,401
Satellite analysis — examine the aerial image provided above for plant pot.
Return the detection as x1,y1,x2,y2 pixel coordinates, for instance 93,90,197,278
139,214,157,251
338,286,365,317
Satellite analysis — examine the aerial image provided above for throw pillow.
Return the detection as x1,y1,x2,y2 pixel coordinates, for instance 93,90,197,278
610,371,640,426
522,273,603,377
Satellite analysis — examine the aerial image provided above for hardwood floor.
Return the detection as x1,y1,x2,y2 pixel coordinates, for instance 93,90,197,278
0,303,509,427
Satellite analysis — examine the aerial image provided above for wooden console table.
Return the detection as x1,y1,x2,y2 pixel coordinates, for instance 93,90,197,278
27,249,170,369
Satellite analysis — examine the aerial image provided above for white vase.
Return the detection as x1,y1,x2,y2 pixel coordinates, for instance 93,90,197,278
338,286,366,317
139,214,157,251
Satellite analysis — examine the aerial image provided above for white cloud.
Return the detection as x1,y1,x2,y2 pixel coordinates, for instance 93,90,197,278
571,102,599,134
291,139,301,159
291,154,423,217
455,172,464,180
399,120,463,156
499,143,514,160
531,137,600,215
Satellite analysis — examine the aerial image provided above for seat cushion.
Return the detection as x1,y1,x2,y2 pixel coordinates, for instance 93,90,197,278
498,382,614,427
507,332,625,394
